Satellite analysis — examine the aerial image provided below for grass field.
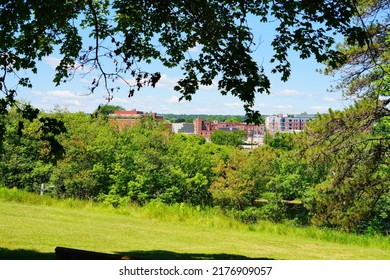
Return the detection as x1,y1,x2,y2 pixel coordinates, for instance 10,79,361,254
1,188,389,260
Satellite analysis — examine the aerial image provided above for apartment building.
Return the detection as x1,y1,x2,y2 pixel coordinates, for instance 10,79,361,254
171,123,195,134
265,114,315,135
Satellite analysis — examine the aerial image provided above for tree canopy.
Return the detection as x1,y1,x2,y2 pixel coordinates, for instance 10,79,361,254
1,0,365,128
94,104,125,117
210,129,247,147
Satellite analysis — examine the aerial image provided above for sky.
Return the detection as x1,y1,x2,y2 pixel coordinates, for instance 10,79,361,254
12,14,355,117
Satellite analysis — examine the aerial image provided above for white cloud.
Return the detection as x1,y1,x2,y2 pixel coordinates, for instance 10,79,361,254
156,75,179,89
188,46,200,53
275,89,307,97
64,100,82,106
166,96,180,103
109,95,158,111
190,106,214,114
275,105,293,109
43,56,61,69
30,89,105,113
254,102,267,109
223,102,242,108
187,43,203,53
199,81,219,91
159,105,170,111
310,105,330,113
46,90,87,98
323,96,338,102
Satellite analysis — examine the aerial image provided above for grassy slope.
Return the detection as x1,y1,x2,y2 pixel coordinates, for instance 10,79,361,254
1,189,389,260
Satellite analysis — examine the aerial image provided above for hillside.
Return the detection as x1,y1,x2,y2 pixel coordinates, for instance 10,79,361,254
1,188,389,260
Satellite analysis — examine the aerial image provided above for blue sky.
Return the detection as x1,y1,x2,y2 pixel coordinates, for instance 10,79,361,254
14,16,354,116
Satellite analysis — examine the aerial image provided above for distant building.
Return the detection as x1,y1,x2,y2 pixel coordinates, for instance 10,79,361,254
109,109,164,130
265,113,315,135
171,123,195,134
193,117,265,141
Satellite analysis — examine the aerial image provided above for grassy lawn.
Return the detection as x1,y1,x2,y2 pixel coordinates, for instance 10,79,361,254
1,188,389,260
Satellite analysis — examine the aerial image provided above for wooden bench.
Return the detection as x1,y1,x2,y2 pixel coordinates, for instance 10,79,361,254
55,246,135,260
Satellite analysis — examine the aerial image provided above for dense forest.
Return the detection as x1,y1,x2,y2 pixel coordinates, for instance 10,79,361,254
1,102,388,234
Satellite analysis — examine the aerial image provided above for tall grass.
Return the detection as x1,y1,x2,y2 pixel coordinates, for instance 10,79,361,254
0,187,56,205
1,187,389,250
0,187,91,208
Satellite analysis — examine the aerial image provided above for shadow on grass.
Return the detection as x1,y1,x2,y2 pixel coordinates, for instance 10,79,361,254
0,248,55,260
117,250,275,260
0,247,275,260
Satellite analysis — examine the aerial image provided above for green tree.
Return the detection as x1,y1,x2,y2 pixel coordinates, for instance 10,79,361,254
265,132,295,151
225,116,244,123
161,134,214,205
210,149,255,210
102,117,173,205
300,101,390,232
303,0,390,232
210,129,247,147
49,110,116,199
0,104,62,190
93,105,125,117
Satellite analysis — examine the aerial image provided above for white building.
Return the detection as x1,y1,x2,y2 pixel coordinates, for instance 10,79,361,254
265,114,315,135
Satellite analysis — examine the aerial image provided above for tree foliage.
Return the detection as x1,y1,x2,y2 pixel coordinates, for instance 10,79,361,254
49,111,116,199
211,149,255,210
299,101,390,232
325,0,389,101
0,105,64,190
264,132,295,151
0,0,365,133
303,0,390,232
0,105,389,233
94,104,125,117
210,129,247,147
